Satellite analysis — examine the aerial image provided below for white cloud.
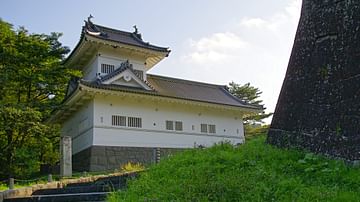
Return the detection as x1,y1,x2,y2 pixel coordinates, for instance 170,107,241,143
178,0,301,123
240,17,266,28
186,32,248,64
185,0,301,65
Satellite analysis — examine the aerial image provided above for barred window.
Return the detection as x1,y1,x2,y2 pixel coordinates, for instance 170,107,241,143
101,63,115,74
166,120,174,130
201,124,208,133
133,69,144,80
208,124,216,134
128,117,142,128
112,115,126,126
175,121,183,131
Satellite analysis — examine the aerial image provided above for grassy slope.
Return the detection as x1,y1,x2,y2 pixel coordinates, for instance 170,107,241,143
109,136,360,201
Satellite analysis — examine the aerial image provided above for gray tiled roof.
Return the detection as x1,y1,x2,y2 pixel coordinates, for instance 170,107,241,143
147,75,259,109
84,21,170,53
79,74,261,110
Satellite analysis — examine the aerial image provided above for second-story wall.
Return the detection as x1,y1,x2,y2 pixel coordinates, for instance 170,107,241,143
81,46,148,81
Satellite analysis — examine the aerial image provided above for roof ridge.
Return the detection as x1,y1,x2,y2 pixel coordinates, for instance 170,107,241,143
94,24,132,36
94,24,164,49
147,74,224,88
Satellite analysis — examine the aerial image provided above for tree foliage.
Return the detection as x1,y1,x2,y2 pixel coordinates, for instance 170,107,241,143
0,19,79,178
227,81,273,125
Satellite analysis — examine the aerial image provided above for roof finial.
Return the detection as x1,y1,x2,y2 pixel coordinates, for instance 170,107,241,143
88,14,94,23
133,25,138,34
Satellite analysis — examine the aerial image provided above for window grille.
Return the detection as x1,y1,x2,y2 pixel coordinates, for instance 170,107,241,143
133,69,144,80
112,115,126,126
209,124,216,134
166,120,174,130
128,117,142,128
201,124,208,133
175,121,183,131
101,64,115,74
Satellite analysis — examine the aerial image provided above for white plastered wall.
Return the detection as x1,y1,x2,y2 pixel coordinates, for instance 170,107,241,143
92,94,245,149
83,56,98,80
60,100,94,154
97,46,147,80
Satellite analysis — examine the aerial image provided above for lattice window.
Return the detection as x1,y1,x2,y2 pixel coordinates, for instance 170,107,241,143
133,69,144,80
201,124,208,133
101,63,115,74
128,117,142,128
112,115,126,126
208,124,216,134
166,120,174,130
175,121,183,131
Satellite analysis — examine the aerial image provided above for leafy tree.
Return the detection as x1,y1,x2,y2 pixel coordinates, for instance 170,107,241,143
0,19,80,178
227,81,273,125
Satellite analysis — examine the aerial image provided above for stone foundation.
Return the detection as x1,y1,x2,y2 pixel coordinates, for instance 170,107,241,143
73,146,184,172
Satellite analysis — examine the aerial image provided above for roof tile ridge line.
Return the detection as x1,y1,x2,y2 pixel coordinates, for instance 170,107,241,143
130,32,170,51
95,23,169,50
94,24,132,35
131,32,151,46
100,62,130,82
126,67,156,91
77,82,255,109
219,87,263,109
147,74,223,88
84,31,170,52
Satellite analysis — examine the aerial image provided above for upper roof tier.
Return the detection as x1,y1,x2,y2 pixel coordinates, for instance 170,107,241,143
64,16,171,69
84,22,170,53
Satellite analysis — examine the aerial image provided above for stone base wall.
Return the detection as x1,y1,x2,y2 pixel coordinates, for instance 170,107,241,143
267,0,360,161
73,147,91,172
72,146,184,172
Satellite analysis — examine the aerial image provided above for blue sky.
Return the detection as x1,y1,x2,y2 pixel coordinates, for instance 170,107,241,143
1,0,302,123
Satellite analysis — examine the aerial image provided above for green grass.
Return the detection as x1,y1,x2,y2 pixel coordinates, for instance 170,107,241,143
108,135,360,201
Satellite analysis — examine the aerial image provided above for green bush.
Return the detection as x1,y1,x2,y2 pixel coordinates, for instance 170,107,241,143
108,135,360,201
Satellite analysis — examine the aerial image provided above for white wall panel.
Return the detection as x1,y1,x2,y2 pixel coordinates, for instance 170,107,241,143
61,100,94,154
92,95,245,148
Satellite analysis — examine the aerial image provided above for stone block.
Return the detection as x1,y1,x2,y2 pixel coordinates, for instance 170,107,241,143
60,136,72,177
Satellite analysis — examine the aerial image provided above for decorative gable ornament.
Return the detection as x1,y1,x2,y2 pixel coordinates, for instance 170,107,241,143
98,60,153,90
84,15,105,37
